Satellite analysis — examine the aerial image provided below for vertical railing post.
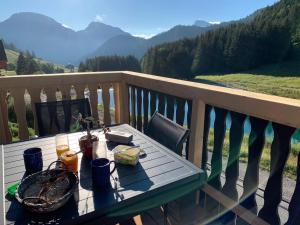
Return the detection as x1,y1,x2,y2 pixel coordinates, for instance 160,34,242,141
10,88,29,141
102,83,112,126
119,81,130,124
113,83,121,124
28,88,41,135
89,84,99,122
0,90,11,144
188,98,206,167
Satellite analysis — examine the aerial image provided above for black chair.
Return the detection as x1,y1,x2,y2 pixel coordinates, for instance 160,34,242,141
145,112,190,156
35,98,91,136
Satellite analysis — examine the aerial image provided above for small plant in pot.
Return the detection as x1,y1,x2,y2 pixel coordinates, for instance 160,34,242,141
77,114,99,158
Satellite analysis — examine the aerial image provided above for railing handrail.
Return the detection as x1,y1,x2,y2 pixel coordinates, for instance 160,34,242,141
1,70,300,128
122,71,300,128
0,71,124,89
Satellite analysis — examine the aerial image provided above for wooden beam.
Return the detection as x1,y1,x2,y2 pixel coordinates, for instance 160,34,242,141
119,81,130,124
188,98,205,167
10,88,29,141
0,91,11,144
113,83,121,124
0,72,123,89
102,83,111,126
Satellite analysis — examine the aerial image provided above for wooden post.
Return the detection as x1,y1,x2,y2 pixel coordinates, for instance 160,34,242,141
10,88,29,141
119,81,130,124
188,98,206,206
75,85,86,99
44,87,57,102
113,83,121,124
258,123,295,225
102,83,111,126
89,84,99,122
143,89,149,132
188,98,206,167
131,86,137,128
0,90,11,144
136,87,142,131
59,85,70,100
27,88,41,135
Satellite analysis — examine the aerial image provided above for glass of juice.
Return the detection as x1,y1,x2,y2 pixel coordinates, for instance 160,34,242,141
55,134,69,158
60,151,78,173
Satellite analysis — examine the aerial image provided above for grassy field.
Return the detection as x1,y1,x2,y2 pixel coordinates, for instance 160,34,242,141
195,60,300,99
6,49,19,65
195,60,300,179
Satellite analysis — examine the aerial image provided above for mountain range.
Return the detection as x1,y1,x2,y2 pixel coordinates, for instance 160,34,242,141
0,12,216,64
90,25,213,59
0,12,129,64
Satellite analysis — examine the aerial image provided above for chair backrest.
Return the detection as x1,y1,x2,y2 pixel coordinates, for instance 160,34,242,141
35,98,91,136
145,112,190,156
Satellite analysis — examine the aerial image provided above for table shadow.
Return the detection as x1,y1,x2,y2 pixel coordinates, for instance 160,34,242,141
79,156,93,190
92,184,119,210
106,141,154,193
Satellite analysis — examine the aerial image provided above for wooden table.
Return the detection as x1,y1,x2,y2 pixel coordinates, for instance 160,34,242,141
1,124,204,225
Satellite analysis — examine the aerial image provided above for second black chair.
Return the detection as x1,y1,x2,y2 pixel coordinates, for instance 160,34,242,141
35,98,91,136
145,112,190,156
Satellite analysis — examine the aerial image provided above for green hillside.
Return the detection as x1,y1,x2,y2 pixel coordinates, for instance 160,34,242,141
1,48,71,76
5,49,19,65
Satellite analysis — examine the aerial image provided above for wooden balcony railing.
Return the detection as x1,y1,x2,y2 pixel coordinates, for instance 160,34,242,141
0,71,299,225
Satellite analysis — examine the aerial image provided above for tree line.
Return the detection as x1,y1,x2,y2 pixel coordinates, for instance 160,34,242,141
141,0,300,79
79,55,141,72
16,51,64,75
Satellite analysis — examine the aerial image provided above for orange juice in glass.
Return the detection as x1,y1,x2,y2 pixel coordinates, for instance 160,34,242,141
55,134,69,158
60,151,78,173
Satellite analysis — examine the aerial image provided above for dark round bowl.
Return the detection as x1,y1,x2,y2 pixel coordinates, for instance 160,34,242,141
15,168,78,213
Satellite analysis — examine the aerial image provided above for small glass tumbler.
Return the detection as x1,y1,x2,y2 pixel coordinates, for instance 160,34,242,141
55,134,69,158
60,150,78,173
23,148,43,174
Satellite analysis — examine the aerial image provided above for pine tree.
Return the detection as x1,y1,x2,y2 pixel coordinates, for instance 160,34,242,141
16,53,26,75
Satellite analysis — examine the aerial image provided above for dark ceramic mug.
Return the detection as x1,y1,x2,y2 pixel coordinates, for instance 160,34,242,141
23,147,43,174
91,158,116,188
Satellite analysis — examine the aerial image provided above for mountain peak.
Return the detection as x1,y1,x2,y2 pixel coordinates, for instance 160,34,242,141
194,20,211,27
86,21,106,28
9,12,59,25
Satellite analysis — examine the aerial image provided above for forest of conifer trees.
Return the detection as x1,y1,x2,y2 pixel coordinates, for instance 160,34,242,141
141,0,300,79
78,55,141,72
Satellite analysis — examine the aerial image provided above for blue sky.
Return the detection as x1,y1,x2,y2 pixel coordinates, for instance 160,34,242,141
1,0,278,38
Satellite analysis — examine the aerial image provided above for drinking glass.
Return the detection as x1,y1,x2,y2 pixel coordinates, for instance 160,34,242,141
60,151,78,173
55,134,69,158
23,147,43,174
